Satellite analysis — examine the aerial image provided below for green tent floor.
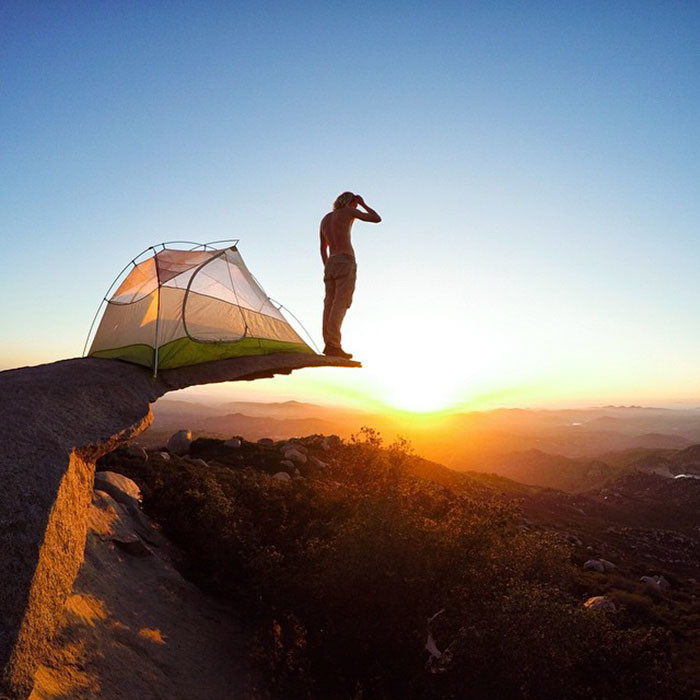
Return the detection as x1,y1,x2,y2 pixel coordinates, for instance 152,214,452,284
89,336,314,370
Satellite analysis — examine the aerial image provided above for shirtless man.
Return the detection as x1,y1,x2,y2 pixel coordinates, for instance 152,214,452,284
319,191,381,358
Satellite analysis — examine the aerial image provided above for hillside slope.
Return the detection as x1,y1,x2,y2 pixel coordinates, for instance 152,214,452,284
97,431,693,699
31,480,248,700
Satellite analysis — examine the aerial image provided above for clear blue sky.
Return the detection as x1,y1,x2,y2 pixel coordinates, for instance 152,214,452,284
2,2,700,409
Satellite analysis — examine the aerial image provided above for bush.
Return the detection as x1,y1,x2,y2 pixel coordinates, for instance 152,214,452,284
112,432,679,699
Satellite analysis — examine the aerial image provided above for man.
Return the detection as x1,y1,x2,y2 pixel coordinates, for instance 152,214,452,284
319,191,381,358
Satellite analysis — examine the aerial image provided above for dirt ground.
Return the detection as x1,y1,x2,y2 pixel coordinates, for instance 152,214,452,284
29,490,249,700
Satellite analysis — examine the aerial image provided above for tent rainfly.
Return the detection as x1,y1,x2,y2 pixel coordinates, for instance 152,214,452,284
86,242,313,374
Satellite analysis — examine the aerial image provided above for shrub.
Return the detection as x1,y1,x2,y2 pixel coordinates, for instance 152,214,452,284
111,433,679,699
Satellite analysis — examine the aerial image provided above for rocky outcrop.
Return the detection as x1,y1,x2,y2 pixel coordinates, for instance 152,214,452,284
0,352,358,699
30,480,246,699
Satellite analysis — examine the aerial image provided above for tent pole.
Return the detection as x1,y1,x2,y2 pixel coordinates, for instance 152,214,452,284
270,298,321,354
82,298,107,358
153,297,161,377
153,259,162,378
82,248,153,357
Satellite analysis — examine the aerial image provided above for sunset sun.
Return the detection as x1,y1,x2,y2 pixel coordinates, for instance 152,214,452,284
376,365,461,414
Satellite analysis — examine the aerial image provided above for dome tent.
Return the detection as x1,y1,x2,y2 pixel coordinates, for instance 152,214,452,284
85,241,313,374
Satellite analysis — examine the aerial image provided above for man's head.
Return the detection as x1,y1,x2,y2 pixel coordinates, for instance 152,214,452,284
333,191,357,210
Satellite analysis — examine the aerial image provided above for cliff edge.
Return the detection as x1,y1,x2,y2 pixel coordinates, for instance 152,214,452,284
0,353,358,699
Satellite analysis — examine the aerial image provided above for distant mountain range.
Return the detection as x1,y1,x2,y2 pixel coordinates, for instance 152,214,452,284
475,443,700,492
145,398,361,443
140,399,700,491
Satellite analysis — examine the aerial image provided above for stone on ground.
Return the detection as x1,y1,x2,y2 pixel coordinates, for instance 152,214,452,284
167,430,192,456
583,596,616,612
94,471,142,509
282,448,307,464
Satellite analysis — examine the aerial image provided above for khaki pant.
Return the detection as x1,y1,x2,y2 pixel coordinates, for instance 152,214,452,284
323,254,357,349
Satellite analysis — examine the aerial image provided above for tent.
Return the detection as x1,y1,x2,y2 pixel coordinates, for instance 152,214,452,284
85,241,313,374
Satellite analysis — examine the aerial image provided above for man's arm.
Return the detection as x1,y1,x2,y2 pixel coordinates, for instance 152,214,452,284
319,224,329,264
352,195,381,223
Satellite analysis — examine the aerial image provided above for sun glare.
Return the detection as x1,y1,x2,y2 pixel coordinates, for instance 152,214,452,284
382,375,457,413
361,349,470,414
343,318,551,415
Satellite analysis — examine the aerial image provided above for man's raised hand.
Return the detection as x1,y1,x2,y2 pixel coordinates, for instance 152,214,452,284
351,196,381,223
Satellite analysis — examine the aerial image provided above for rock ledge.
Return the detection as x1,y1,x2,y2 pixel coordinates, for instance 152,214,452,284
0,353,357,698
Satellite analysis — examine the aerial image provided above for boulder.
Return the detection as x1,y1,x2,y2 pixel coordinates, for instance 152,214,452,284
321,435,342,451
309,455,328,469
583,596,616,612
224,437,242,449
273,471,292,482
159,451,171,461
167,430,192,456
125,445,148,462
640,575,671,591
257,438,274,446
583,559,615,573
282,448,307,464
280,459,295,470
185,457,209,469
94,471,142,509
284,442,308,455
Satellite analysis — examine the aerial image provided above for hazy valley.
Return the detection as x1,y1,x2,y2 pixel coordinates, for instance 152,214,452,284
141,399,700,490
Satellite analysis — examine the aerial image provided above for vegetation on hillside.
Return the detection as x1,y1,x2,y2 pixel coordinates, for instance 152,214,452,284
105,430,682,699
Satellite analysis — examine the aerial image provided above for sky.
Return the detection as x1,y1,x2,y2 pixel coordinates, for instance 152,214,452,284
2,1,700,412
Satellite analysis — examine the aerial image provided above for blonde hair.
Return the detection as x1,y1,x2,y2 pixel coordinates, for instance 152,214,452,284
333,191,355,210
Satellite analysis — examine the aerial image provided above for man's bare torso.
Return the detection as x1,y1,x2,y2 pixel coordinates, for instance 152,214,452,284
320,208,356,259
319,194,381,265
